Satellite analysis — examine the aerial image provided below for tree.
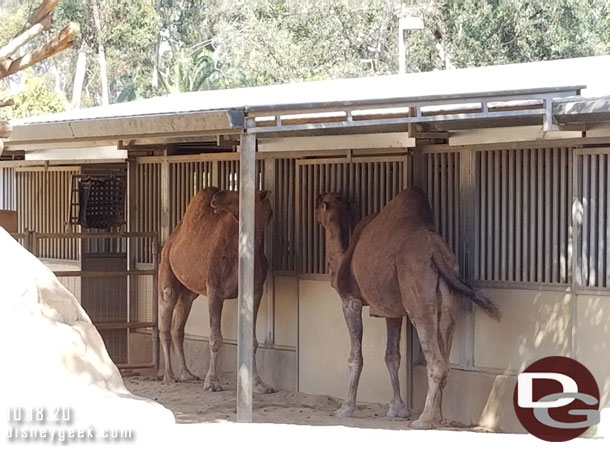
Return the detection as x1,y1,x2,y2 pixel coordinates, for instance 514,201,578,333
0,0,78,152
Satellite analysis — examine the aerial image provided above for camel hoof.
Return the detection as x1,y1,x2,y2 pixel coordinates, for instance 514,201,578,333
333,403,356,418
387,401,408,418
253,381,276,394
409,418,433,430
177,371,200,382
203,378,224,392
162,376,177,384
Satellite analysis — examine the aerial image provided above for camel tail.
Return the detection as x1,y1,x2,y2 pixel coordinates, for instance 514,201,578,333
431,240,501,321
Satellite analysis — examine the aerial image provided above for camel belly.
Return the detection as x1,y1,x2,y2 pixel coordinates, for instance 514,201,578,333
351,247,406,319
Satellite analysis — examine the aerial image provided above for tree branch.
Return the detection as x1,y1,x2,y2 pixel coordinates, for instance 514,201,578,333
20,0,59,34
0,14,54,61
0,120,12,138
0,23,79,80
0,99,15,108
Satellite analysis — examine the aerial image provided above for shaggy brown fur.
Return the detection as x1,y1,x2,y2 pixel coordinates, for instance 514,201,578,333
316,186,500,428
158,186,275,393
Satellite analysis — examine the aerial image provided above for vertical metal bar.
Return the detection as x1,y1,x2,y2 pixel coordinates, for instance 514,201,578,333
448,153,455,251
544,148,551,283
559,148,567,283
501,149,508,281
598,153,606,286
160,156,170,244
528,149,536,282
605,152,610,287
515,149,522,282
474,151,481,280
493,150,501,280
237,129,255,423
486,151,494,280
582,155,589,285
551,148,559,283
535,149,542,282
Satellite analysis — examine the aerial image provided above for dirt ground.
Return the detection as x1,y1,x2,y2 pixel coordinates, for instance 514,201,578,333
124,373,478,431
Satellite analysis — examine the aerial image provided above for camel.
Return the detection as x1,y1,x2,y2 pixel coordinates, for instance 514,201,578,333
158,186,275,394
316,186,500,429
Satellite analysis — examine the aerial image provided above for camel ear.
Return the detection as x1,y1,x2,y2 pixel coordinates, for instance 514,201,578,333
258,190,271,201
211,190,239,219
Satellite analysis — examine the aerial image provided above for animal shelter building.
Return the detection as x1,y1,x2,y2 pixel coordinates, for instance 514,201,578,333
2,55,610,432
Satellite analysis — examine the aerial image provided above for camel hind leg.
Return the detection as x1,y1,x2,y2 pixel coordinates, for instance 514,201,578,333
170,290,199,381
409,311,447,430
432,279,457,423
385,317,408,418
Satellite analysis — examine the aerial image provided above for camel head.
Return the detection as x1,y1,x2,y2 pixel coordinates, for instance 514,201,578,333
210,189,273,244
315,192,349,231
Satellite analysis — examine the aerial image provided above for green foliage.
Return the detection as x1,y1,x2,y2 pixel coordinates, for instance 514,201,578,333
2,0,610,114
3,74,65,119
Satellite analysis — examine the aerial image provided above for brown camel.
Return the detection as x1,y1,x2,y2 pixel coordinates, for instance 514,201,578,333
158,186,275,393
316,186,500,429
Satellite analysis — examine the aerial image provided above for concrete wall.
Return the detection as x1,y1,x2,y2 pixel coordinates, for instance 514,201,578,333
298,279,407,404
133,269,609,433
575,294,610,408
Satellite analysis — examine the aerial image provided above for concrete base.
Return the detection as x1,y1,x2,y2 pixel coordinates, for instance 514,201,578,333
129,333,297,392
412,365,525,433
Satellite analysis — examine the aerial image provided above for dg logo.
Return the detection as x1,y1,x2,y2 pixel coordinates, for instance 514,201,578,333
513,356,600,442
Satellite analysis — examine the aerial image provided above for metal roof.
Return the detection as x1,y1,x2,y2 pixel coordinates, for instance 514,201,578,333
5,55,610,149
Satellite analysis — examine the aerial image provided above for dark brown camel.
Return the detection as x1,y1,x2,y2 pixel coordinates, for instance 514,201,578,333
316,187,500,429
158,186,274,393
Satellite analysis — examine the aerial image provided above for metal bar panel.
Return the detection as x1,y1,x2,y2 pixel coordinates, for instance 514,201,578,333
544,148,551,283
537,148,543,282
493,150,501,280
508,149,515,282
591,154,599,286
599,154,606,287
582,155,589,286
552,148,559,283
560,148,567,283
515,149,522,281
528,149,536,282
486,151,494,280
501,149,508,281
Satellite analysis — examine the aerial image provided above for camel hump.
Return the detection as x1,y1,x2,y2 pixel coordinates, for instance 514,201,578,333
393,187,435,226
429,231,501,320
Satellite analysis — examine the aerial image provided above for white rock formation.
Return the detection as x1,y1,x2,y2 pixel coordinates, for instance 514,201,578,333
0,227,173,445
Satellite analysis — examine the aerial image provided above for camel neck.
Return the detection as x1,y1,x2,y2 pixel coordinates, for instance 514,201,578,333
324,221,349,278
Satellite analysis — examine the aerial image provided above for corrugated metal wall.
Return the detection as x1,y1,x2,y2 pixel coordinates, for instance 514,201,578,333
0,167,16,210
474,147,572,285
576,150,610,288
296,156,411,274
15,167,79,260
426,151,461,262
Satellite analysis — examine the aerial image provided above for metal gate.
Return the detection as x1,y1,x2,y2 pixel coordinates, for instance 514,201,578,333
12,230,159,370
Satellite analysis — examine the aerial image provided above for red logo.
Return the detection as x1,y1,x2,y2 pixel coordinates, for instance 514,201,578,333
513,356,600,442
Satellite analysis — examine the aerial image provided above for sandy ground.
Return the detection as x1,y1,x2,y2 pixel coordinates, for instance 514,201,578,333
124,373,475,431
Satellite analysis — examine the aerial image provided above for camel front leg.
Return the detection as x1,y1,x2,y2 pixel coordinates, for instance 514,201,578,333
204,292,224,392
335,298,363,418
385,317,408,418
252,288,276,394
